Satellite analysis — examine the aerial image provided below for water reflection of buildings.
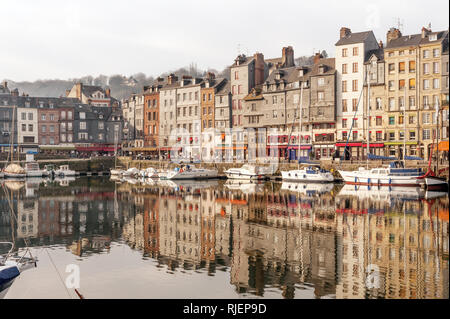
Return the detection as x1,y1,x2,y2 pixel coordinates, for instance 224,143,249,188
335,188,449,299
0,178,448,299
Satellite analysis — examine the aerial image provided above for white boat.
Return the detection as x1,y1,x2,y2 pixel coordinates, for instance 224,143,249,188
422,175,448,191
281,165,334,183
54,165,77,177
337,183,427,201
122,167,140,177
25,162,47,178
139,167,159,178
165,165,218,180
3,164,26,179
225,164,273,180
281,181,334,195
1,242,37,298
338,161,425,187
110,169,124,176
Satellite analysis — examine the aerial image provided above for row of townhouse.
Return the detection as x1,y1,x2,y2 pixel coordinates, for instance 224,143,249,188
0,81,124,156
121,25,448,161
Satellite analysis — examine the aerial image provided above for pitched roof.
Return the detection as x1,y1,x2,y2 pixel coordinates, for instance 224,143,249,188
384,33,422,49
215,80,230,95
365,48,384,62
82,85,106,98
335,31,374,46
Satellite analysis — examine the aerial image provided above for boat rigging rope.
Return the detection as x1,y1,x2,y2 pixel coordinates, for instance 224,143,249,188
45,247,73,299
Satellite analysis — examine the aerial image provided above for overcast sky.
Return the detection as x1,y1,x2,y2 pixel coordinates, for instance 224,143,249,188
1,0,448,82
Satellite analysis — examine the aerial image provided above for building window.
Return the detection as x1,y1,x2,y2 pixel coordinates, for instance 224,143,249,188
399,79,405,90
423,50,430,58
388,63,395,73
399,62,405,73
423,63,430,74
389,132,395,141
79,112,85,119
342,48,348,57
376,98,382,110
423,79,430,89
28,124,33,131
409,61,416,72
409,96,416,108
388,80,394,91
352,47,358,56
376,117,382,126
98,122,104,129
409,78,416,89
42,125,46,133
352,62,358,73
352,80,358,91
422,129,430,140
342,99,348,112
433,78,440,89
41,114,46,121
234,71,239,80
318,92,324,101
342,81,347,92
49,125,54,132
409,131,415,140
352,99,358,111
80,122,86,130
389,116,395,125
342,64,348,74
409,115,415,124
433,48,439,58
342,119,347,128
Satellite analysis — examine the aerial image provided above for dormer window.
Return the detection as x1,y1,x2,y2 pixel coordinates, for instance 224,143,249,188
39,102,44,108
25,102,30,107
49,103,54,109
276,72,281,80
299,69,305,77
429,34,437,41
319,66,325,74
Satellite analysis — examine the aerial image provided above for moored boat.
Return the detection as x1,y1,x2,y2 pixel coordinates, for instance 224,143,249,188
25,162,47,178
54,165,77,177
338,161,424,187
281,165,334,183
165,165,218,180
225,164,273,180
3,164,26,179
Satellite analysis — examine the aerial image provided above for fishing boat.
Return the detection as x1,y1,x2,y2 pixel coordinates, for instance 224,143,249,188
25,162,47,178
54,165,77,177
165,164,218,180
224,164,273,180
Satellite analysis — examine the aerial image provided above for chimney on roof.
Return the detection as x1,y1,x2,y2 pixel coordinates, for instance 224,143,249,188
314,52,323,65
253,52,265,86
421,26,431,38
105,87,111,98
75,82,83,99
11,88,19,97
379,40,383,49
206,72,215,80
340,27,351,39
2,81,7,89
167,73,176,85
387,27,402,43
282,46,295,68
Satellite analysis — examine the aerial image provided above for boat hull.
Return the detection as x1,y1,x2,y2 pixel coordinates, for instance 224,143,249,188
166,169,218,180
281,170,334,183
338,170,422,187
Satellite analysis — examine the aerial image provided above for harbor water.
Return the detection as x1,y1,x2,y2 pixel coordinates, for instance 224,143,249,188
0,176,448,299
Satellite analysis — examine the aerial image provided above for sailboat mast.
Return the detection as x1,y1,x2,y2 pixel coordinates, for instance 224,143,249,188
298,84,304,170
435,100,439,172
366,69,370,169
403,86,407,166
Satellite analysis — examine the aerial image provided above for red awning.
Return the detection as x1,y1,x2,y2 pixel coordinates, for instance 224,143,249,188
335,143,362,147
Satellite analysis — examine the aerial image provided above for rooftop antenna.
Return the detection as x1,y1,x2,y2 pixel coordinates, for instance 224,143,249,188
395,18,404,32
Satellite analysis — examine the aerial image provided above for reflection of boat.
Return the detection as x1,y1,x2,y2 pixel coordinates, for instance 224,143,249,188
338,161,424,187
281,164,334,183
54,176,76,186
110,169,124,176
225,164,272,180
159,179,219,189
25,162,47,178
225,180,264,194
337,184,429,200
4,181,25,191
281,182,333,195
54,165,77,177
123,176,139,184
165,165,218,180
